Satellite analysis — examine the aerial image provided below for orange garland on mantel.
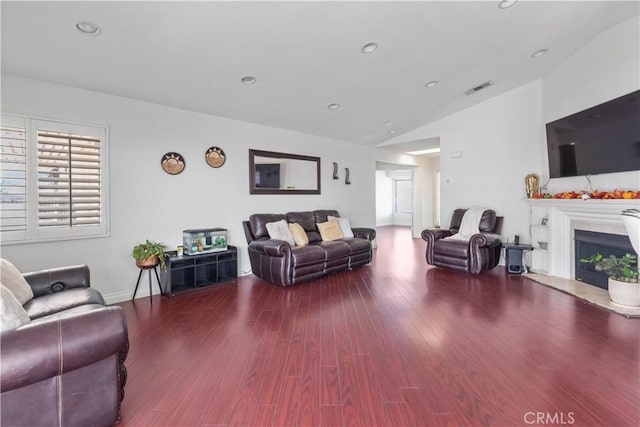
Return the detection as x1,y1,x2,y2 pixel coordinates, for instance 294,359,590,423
531,189,640,200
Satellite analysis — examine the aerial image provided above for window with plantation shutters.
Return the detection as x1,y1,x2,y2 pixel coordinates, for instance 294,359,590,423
37,131,101,228
0,122,27,238
0,114,109,243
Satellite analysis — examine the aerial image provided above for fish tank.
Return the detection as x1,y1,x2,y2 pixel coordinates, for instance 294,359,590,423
183,228,228,255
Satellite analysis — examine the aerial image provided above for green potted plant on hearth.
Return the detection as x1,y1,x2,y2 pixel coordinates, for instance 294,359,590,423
580,253,639,307
132,240,167,270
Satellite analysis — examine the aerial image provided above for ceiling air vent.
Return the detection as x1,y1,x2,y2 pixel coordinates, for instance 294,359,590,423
464,80,494,95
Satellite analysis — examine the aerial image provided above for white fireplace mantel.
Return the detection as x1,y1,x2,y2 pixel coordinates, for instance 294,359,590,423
525,199,640,279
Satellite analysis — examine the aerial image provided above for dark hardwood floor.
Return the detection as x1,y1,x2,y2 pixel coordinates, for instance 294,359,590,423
116,226,640,426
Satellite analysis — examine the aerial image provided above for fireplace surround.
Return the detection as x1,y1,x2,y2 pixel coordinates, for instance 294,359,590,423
526,199,640,280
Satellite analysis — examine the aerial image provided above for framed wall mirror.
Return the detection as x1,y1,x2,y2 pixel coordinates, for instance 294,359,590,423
249,149,321,195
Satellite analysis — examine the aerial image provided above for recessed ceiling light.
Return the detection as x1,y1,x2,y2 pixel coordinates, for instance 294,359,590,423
76,21,101,36
388,130,396,135
498,0,518,9
407,148,441,155
241,76,257,85
384,121,393,126
425,80,439,88
328,103,340,110
531,49,549,58
361,42,378,54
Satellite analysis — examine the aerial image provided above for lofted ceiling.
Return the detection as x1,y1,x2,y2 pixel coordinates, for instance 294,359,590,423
1,1,638,149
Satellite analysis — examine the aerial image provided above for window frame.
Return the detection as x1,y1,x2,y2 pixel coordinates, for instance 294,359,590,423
393,178,413,215
1,113,110,244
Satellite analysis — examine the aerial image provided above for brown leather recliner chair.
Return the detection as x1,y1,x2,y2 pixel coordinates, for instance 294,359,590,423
1,265,128,427
421,208,503,274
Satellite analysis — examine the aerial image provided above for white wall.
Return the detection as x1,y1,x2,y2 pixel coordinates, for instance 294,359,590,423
387,80,544,244
542,16,640,193
0,74,418,302
375,171,393,226
417,156,439,229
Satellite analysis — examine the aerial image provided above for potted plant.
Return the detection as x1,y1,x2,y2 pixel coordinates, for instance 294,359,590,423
580,253,639,307
132,240,167,270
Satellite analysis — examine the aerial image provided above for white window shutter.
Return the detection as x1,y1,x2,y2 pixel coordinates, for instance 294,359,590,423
0,124,28,239
37,131,102,229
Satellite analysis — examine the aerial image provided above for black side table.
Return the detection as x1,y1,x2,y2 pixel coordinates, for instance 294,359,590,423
503,243,534,274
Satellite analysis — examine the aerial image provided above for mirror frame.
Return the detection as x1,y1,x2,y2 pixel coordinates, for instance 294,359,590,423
249,149,321,195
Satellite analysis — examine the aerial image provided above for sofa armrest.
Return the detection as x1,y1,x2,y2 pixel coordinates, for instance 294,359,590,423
351,227,376,241
248,239,292,257
421,228,452,242
0,306,128,393
23,265,91,297
469,233,502,248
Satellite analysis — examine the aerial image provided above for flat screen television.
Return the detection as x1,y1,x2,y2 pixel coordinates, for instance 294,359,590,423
545,90,640,178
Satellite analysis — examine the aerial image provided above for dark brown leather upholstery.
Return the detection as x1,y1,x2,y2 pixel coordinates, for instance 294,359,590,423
1,265,128,426
244,210,376,286
421,209,503,274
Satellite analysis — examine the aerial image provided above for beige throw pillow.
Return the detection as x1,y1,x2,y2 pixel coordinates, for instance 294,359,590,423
0,258,34,305
265,219,295,246
327,215,355,239
0,284,31,332
289,223,309,246
317,220,344,241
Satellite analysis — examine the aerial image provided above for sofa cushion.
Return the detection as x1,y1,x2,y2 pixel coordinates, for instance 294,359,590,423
313,210,340,224
0,284,31,332
450,209,497,233
29,303,106,324
265,219,295,246
1,259,34,305
340,237,371,255
318,220,344,241
250,214,287,239
286,211,322,242
24,288,106,320
312,241,351,260
328,215,355,239
289,222,309,246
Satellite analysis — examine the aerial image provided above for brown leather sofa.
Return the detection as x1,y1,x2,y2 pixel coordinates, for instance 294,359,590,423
1,265,129,427
243,210,376,286
421,208,503,274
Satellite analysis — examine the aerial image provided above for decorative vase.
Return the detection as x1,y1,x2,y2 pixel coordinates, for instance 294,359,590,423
608,278,640,307
136,256,159,269
524,174,539,198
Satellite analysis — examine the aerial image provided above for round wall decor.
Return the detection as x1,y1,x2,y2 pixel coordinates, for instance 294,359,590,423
161,152,185,175
205,146,226,168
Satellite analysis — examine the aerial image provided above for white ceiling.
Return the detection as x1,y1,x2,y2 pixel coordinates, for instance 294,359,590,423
1,1,638,149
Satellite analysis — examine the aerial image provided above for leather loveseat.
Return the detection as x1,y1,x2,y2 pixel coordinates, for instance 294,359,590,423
243,210,376,286
1,264,129,427
421,208,503,274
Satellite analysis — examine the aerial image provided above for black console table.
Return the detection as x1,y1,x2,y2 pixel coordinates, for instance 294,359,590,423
160,246,237,297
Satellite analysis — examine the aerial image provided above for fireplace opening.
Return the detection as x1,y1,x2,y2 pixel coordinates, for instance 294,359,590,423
574,230,636,289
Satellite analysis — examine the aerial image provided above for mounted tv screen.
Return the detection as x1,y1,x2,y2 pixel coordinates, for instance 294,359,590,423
545,90,640,178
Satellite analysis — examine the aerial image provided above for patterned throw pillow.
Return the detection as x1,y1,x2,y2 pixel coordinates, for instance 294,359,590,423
265,219,295,246
327,215,355,239
317,220,344,241
289,223,309,246
0,284,31,332
0,258,34,305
